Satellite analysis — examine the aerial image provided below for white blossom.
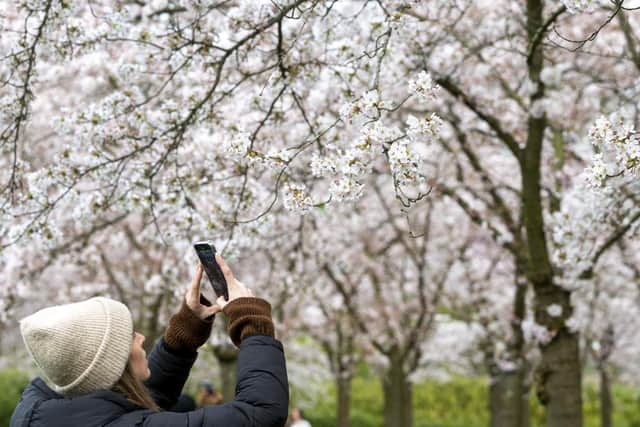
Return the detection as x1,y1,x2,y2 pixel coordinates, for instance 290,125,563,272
329,177,364,202
339,89,388,124
362,121,403,144
309,153,336,178
388,140,422,185
223,132,251,158
283,183,313,214
546,304,563,318
561,0,595,13
408,71,439,101
584,114,639,187
406,113,442,142
336,148,371,177
584,153,608,188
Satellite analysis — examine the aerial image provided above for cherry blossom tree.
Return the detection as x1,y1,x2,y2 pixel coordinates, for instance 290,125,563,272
3,2,640,427
446,240,538,427
303,193,469,427
405,2,640,426
565,242,640,427
554,6,640,424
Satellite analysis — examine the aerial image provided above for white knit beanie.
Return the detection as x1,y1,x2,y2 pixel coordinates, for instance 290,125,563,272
20,297,134,396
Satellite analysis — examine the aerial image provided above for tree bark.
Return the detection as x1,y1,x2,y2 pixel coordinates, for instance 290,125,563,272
383,350,412,427
532,291,582,427
599,365,612,427
318,309,356,427
213,343,239,402
524,1,583,426
336,373,352,427
489,367,529,427
535,326,582,427
489,262,531,427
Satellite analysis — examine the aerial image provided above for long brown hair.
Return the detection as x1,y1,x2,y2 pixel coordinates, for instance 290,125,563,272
112,362,160,411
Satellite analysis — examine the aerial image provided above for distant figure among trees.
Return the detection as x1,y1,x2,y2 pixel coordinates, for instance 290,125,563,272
288,407,312,427
196,380,224,407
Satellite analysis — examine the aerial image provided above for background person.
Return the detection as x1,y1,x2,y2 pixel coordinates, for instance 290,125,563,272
196,380,223,407
10,255,288,426
289,407,312,427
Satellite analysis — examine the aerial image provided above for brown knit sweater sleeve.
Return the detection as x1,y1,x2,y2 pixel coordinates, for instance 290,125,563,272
222,297,275,347
164,298,215,354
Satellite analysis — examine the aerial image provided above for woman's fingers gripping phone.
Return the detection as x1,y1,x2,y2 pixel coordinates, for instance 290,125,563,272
187,263,221,320
214,254,254,309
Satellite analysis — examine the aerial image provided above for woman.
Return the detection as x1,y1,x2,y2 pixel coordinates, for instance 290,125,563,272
10,255,288,426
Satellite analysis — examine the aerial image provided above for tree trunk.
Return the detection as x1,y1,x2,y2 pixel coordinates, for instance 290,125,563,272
336,373,352,427
524,1,583,425
319,311,356,427
599,365,612,427
213,343,239,402
489,367,529,427
383,351,412,427
535,324,583,427
489,261,530,427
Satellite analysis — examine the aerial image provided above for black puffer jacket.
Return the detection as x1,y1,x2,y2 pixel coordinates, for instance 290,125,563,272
10,298,288,427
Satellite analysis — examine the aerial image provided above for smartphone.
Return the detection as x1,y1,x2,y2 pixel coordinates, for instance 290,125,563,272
193,241,229,301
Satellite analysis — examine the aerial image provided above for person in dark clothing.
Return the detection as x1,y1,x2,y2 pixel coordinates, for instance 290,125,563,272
171,394,197,412
10,254,288,427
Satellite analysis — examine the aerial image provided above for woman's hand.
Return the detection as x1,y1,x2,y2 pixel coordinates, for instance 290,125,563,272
186,264,222,321
214,254,254,310
164,264,221,353
212,254,274,347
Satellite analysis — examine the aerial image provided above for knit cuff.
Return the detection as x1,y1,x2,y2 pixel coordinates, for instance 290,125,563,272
222,297,275,347
164,298,214,354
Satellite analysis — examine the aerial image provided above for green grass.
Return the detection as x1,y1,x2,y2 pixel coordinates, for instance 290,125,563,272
298,376,640,427
2,367,640,427
0,369,30,427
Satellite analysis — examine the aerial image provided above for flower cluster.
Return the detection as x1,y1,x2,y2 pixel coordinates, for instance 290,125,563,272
408,71,439,101
306,130,384,204
283,183,313,214
223,132,252,159
339,89,389,125
406,114,442,142
584,154,608,188
311,72,442,207
310,153,336,178
329,177,364,202
585,114,639,188
560,0,595,13
550,193,602,282
388,140,422,186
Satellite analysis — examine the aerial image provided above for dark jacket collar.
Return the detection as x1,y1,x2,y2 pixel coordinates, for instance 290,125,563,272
30,377,140,410
11,377,144,427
